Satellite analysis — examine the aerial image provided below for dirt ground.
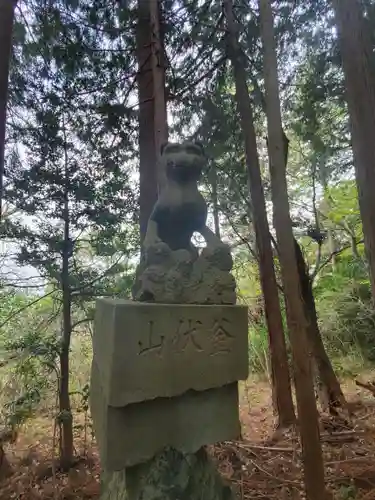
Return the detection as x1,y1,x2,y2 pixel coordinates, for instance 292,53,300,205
1,374,375,499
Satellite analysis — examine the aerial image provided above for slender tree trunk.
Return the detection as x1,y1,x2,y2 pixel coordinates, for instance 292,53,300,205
136,0,158,243
59,273,74,470
332,0,375,301
210,162,221,239
294,239,346,413
0,0,16,221
258,1,326,499
0,446,12,479
351,235,360,259
327,230,337,270
59,131,74,471
320,169,337,272
285,135,345,413
149,0,168,191
223,0,295,429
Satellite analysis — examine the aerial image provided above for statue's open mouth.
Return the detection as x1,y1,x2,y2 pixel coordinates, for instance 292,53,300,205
172,162,199,170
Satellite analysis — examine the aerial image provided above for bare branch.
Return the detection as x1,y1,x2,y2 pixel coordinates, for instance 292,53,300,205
0,289,58,330
71,317,93,331
311,239,365,281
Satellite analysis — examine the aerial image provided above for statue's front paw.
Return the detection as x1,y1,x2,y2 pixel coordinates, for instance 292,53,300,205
143,234,162,249
144,241,172,265
200,244,233,272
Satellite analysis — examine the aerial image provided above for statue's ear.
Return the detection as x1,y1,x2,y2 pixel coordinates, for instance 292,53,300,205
160,142,169,155
194,141,204,155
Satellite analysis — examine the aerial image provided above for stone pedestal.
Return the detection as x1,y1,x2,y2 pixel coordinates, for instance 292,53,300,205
90,299,248,471
92,299,248,407
90,299,249,499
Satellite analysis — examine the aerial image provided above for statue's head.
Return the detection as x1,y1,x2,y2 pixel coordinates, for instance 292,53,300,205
160,141,206,184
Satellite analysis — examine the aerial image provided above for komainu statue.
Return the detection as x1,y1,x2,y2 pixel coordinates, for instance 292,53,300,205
132,141,236,305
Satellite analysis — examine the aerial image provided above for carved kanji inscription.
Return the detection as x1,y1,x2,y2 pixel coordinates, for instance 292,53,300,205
211,318,234,355
93,299,249,407
172,319,204,352
138,321,165,355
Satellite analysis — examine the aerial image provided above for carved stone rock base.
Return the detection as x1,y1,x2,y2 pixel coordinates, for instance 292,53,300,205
100,447,234,500
132,242,236,305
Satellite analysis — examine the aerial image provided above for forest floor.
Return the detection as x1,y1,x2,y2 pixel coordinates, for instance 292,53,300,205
1,372,375,499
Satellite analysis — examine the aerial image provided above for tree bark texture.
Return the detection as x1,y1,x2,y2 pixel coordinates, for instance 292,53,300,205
0,446,12,479
258,0,326,499
351,235,360,260
210,162,221,239
100,448,233,500
321,170,338,272
149,0,168,191
294,239,346,413
223,0,296,429
333,0,375,301
136,0,158,243
59,139,74,470
0,0,16,221
284,124,345,413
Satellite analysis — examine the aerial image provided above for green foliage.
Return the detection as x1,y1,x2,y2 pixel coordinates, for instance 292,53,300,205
3,0,139,349
314,258,375,371
338,484,357,500
0,291,59,430
248,322,271,378
324,180,362,240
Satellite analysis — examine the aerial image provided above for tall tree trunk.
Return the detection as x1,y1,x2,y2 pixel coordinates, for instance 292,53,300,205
149,0,168,191
210,162,221,239
60,242,74,470
285,135,345,413
223,0,295,429
351,235,360,260
294,239,346,413
59,130,74,471
332,0,375,301
320,166,337,272
136,0,158,243
258,1,326,499
0,0,16,221
327,230,337,270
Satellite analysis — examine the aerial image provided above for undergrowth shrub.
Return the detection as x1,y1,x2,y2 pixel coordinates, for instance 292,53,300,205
314,258,375,374
246,256,375,378
248,322,270,378
0,329,59,431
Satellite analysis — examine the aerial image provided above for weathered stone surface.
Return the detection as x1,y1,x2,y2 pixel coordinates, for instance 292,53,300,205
132,242,236,305
100,447,234,500
92,299,248,407
90,360,241,470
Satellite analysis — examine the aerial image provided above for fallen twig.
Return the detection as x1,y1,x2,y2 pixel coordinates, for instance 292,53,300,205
355,379,375,396
325,456,375,466
236,442,297,453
